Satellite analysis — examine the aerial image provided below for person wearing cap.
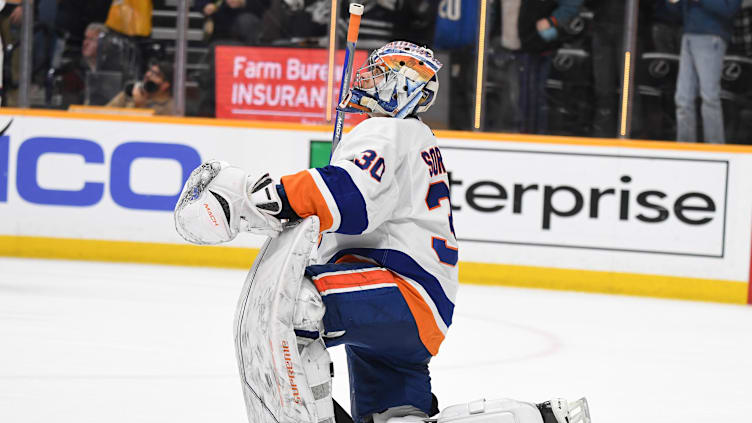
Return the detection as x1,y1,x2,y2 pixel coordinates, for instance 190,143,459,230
106,60,175,115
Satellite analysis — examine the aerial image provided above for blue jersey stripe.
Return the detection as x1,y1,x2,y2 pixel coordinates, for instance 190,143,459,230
315,166,369,235
328,248,454,328
294,329,320,340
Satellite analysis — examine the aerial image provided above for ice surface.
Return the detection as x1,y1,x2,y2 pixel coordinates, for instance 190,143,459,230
1,257,750,423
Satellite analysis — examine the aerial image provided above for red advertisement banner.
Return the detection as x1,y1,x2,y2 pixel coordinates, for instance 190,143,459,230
215,46,369,125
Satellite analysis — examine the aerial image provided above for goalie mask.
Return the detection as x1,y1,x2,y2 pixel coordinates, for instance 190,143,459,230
338,41,442,119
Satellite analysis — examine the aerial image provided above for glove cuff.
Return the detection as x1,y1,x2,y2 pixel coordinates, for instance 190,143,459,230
248,173,283,216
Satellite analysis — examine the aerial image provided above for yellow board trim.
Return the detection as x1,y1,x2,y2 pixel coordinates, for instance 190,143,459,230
0,235,259,269
1,235,747,304
460,261,748,305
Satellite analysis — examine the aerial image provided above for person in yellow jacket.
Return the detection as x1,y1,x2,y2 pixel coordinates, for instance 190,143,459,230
105,0,152,37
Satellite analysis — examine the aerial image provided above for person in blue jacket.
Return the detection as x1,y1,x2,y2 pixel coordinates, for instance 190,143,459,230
497,0,584,134
670,0,742,143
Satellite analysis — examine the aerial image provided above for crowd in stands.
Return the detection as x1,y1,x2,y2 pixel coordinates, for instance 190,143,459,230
479,0,749,144
0,0,172,114
0,0,751,143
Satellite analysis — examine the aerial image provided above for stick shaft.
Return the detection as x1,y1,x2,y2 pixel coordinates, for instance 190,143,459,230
332,3,363,155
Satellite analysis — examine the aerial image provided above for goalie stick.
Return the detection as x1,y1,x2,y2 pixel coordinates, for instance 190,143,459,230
0,118,13,136
331,2,364,155
329,5,363,422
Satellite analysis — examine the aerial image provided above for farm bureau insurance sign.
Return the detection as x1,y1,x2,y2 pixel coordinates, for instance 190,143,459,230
215,46,368,124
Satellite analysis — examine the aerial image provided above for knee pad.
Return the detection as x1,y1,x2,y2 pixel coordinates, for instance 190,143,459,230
293,277,326,338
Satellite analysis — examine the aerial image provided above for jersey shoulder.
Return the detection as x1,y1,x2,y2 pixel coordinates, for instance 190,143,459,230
352,116,432,134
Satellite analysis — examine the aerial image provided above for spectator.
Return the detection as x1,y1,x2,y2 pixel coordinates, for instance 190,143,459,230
81,24,106,73
337,0,438,49
55,0,112,44
724,0,752,143
38,1,57,66
588,1,623,137
730,0,752,56
586,0,652,138
652,0,683,54
105,0,152,38
57,23,108,106
497,0,584,134
260,0,331,46
14,0,59,85
670,0,742,143
193,0,270,117
106,59,174,115
197,0,269,45
434,0,478,131
50,0,112,103
102,0,153,84
0,1,5,106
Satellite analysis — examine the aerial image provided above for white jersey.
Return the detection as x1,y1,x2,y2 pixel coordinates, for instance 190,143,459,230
281,117,458,355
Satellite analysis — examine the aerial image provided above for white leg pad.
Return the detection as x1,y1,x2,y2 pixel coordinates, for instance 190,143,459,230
299,337,334,423
377,405,427,423
294,278,334,422
294,278,326,334
383,416,427,423
437,399,543,423
235,216,330,423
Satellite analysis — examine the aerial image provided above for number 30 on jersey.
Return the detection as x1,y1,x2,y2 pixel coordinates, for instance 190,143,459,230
353,149,385,182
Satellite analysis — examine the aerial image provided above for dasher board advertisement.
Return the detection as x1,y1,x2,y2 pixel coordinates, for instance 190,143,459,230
440,138,752,285
1,111,751,303
214,46,369,124
447,147,727,257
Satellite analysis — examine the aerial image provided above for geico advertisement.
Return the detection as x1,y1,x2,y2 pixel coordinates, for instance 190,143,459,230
444,146,727,257
0,115,317,244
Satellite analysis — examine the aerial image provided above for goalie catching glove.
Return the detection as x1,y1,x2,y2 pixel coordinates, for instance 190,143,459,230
174,160,285,244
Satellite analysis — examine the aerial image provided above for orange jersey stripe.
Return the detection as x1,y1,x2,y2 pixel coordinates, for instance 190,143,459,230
331,255,446,355
393,276,445,356
313,268,395,292
281,170,334,232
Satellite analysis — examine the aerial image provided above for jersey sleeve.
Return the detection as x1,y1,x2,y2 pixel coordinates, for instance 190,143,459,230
280,119,402,234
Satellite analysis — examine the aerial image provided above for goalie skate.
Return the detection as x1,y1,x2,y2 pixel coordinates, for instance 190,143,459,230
386,397,591,423
537,397,591,423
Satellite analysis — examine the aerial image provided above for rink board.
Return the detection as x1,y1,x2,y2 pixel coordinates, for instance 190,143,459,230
1,109,751,305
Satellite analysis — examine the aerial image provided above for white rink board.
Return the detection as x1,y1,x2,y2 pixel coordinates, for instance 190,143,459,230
439,138,752,282
1,112,751,283
0,114,322,248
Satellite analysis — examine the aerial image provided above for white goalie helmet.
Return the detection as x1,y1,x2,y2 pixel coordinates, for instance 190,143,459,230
338,41,442,119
